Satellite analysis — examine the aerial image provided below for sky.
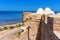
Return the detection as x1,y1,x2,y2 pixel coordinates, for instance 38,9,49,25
0,0,60,11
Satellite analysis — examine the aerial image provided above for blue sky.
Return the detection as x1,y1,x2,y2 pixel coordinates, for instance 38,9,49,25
0,0,60,11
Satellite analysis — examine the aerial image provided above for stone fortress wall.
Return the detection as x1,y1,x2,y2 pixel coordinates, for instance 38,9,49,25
22,7,60,40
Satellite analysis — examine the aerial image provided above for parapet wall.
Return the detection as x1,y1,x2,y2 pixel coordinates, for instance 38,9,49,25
23,12,42,40
23,12,42,31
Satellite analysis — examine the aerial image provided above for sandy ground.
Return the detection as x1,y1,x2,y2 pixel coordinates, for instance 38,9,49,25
0,22,28,40
0,22,22,40
0,27,21,40
0,22,23,28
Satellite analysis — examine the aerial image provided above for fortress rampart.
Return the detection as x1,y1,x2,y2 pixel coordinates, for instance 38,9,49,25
21,7,60,40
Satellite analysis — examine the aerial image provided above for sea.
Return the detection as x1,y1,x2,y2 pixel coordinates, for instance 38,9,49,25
0,11,36,25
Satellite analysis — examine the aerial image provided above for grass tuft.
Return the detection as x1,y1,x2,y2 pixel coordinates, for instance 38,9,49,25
4,27,8,30
0,28,3,31
15,31,21,37
16,24,22,27
9,26,14,29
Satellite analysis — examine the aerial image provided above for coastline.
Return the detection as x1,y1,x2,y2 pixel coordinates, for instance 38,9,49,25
0,22,23,28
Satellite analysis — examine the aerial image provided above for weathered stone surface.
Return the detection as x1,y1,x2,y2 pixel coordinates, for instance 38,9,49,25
22,12,60,40
30,14,41,21
23,12,32,21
